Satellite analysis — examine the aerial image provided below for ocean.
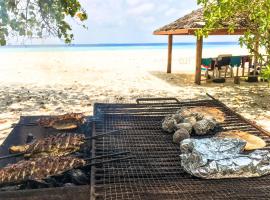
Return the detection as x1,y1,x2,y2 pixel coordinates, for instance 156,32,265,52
0,42,242,52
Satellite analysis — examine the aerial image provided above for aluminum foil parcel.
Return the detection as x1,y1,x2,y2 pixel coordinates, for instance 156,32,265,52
180,137,270,179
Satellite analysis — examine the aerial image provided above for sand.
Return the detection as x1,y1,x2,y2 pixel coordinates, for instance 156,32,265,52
0,47,269,144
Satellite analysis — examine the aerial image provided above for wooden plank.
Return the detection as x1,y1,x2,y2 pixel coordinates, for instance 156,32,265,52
153,29,189,35
195,36,203,85
188,29,246,35
154,28,246,36
167,35,173,73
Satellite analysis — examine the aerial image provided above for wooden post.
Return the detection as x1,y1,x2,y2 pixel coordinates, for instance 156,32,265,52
195,36,203,85
241,57,245,77
254,37,259,76
234,66,240,84
167,35,173,73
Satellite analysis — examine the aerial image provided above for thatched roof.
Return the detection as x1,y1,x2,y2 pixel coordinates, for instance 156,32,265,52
154,8,247,35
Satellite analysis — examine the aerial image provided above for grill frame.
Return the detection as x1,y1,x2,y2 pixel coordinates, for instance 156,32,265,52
90,98,270,200
0,185,89,200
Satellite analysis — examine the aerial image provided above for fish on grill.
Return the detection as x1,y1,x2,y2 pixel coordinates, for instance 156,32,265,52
9,133,85,158
38,113,85,130
188,107,225,123
216,130,266,150
0,156,86,185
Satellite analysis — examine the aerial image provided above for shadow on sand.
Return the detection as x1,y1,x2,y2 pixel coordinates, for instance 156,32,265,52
149,71,196,86
149,70,269,89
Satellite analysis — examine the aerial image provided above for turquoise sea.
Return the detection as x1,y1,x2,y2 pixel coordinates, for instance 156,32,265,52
0,42,241,52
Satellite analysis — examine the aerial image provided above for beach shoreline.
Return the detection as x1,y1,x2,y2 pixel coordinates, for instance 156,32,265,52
0,47,269,144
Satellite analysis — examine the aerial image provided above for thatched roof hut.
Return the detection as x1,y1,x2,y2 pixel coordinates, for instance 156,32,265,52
154,8,247,35
153,8,247,85
155,8,205,33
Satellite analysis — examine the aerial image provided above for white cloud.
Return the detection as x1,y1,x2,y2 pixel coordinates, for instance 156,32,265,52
23,0,209,44
82,1,127,27
125,0,142,6
140,16,155,24
165,8,180,17
156,4,170,13
127,3,155,16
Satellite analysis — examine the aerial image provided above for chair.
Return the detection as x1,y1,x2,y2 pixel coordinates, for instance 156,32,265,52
201,58,213,79
230,56,242,77
215,55,232,78
241,56,252,77
230,56,242,84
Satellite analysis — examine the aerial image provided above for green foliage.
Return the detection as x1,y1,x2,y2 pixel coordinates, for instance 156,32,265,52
197,0,270,64
261,65,270,87
0,0,88,45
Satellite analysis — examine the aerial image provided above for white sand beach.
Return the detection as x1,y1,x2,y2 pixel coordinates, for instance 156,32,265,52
0,47,270,144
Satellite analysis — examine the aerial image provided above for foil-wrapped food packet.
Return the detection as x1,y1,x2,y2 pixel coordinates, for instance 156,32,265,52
180,137,270,179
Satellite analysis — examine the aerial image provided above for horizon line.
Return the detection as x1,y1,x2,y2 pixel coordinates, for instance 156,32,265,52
2,41,239,47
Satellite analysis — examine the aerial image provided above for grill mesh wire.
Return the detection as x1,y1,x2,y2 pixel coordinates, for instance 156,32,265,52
91,100,270,200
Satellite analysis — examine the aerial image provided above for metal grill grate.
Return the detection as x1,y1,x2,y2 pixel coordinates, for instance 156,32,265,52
0,116,93,200
91,99,270,200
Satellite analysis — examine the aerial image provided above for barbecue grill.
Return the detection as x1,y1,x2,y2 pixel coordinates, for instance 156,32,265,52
90,96,270,200
1,96,270,199
0,116,92,200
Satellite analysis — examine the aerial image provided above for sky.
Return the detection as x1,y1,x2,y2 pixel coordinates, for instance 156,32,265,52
71,0,200,44
16,0,240,45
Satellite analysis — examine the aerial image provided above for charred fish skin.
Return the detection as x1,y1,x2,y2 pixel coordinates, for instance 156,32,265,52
0,157,86,185
38,113,85,127
9,144,30,154
26,133,85,158
9,133,85,158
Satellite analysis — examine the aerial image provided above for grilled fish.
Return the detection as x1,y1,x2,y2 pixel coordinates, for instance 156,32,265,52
188,107,225,123
216,131,266,150
0,156,86,185
38,113,85,130
9,133,85,158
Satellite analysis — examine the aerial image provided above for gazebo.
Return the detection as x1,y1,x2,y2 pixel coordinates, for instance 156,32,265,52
153,8,248,85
